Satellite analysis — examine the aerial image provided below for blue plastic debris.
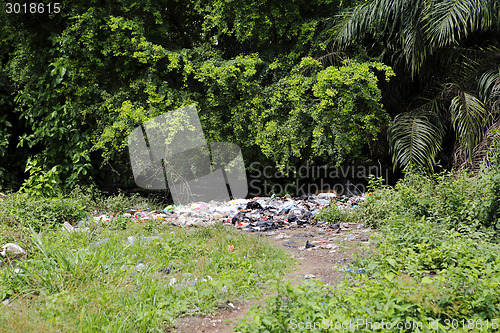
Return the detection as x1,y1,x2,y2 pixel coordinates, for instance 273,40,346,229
338,268,365,274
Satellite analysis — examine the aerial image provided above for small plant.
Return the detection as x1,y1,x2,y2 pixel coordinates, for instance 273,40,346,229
0,193,88,232
366,174,385,192
100,215,130,230
101,191,157,213
19,159,61,198
315,204,344,224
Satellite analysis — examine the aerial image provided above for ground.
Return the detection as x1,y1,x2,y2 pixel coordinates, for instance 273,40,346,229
171,222,372,333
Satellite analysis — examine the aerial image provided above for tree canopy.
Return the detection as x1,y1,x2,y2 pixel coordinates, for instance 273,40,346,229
1,0,498,191
333,0,500,171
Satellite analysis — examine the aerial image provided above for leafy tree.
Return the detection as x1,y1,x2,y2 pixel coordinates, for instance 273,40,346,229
333,0,500,171
253,59,394,169
0,0,390,191
0,1,209,188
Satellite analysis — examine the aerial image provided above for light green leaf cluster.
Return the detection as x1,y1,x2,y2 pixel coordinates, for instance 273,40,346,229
254,60,394,169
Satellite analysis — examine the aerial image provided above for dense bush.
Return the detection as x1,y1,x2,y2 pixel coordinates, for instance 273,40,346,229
320,165,500,241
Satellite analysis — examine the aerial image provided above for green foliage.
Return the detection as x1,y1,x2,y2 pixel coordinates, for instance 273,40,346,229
1,0,392,189
0,219,292,332
0,186,159,237
254,60,394,169
0,193,88,233
366,174,385,192
315,204,344,223
328,167,500,240
333,0,500,171
316,175,393,226
252,70,317,168
388,111,446,171
311,61,394,163
0,115,12,175
450,91,490,159
19,159,61,198
333,0,499,76
240,166,500,332
239,259,500,333
196,0,338,49
368,217,497,275
98,191,153,214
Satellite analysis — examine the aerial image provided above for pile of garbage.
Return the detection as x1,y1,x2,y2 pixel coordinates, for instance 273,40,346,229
87,193,366,232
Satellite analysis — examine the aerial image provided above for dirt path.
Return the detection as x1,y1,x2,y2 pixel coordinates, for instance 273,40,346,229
170,222,372,333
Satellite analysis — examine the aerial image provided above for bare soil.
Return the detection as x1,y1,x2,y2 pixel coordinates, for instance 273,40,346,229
170,222,372,333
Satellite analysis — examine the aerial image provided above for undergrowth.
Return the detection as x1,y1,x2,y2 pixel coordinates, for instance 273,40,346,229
238,156,500,332
0,188,292,332
0,221,291,332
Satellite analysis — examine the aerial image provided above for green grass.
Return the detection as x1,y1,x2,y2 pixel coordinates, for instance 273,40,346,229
0,192,292,332
237,169,500,332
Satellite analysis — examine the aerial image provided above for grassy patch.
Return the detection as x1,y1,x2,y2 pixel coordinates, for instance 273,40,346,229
238,168,500,332
0,193,292,332
0,187,160,243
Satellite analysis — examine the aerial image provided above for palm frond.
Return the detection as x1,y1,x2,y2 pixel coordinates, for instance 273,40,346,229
450,90,489,159
388,110,445,171
333,1,377,47
425,0,497,48
426,0,477,47
334,0,431,76
478,66,500,108
333,0,419,46
456,117,500,172
400,16,428,76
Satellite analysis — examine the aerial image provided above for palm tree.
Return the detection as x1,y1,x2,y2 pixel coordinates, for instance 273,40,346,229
332,0,500,171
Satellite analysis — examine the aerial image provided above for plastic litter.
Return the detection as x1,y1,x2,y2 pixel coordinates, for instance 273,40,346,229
191,202,206,210
344,234,356,241
87,193,366,233
316,192,337,199
62,221,74,232
93,238,110,247
338,268,365,274
305,240,315,249
0,243,27,261
127,236,159,244
158,266,176,274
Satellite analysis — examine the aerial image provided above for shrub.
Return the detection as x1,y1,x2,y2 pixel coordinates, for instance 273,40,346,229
0,193,88,232
315,204,344,224
242,161,500,332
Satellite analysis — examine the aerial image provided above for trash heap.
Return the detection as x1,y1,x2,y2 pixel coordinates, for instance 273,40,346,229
89,193,366,232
